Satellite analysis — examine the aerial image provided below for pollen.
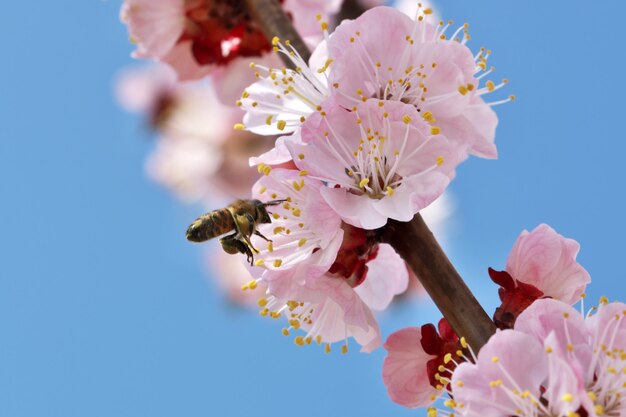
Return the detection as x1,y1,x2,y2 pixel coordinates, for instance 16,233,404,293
431,126,441,135
263,165,272,176
561,393,574,402
491,356,499,363
271,36,280,46
342,345,348,354
444,353,452,364
386,186,394,197
265,115,273,125
359,178,370,188
282,328,290,336
298,153,305,160
486,80,496,92
298,238,307,247
436,156,444,166
255,259,265,267
325,344,331,353
298,170,308,176
422,111,435,122
257,297,268,307
458,85,468,95
258,185,267,194
276,120,287,131
273,259,283,268
402,115,412,124
233,123,245,130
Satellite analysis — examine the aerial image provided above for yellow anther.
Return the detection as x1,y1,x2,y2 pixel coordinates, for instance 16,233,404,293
258,185,267,194
588,391,597,401
273,226,285,234
267,241,274,252
298,170,308,176
486,80,496,92
273,259,283,268
292,179,305,191
359,178,370,188
402,115,412,124
458,85,468,95
263,165,272,176
257,163,266,173
233,123,245,130
444,400,457,408
424,8,433,14
320,21,329,30
271,36,280,46
292,208,301,217
436,156,444,166
241,91,250,99
298,238,307,247
282,328,290,336
422,111,435,123
443,353,452,364
248,280,258,290
545,345,553,353
386,186,394,197
241,284,249,291
255,259,265,267
325,343,331,353
342,345,348,354
265,115,273,125
466,83,474,91
427,407,437,417
294,336,305,346
460,337,468,349
491,356,499,363
318,58,333,73
277,120,287,131
456,350,463,357
257,297,268,307
600,296,609,305
595,405,605,416
259,308,268,316
431,126,441,135
561,393,574,402
456,380,464,387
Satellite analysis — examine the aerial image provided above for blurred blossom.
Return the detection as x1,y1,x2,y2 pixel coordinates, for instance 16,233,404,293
115,63,273,202
208,247,267,306
120,0,343,102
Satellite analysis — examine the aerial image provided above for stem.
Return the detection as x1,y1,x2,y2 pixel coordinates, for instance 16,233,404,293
244,0,311,67
381,215,496,350
245,0,496,350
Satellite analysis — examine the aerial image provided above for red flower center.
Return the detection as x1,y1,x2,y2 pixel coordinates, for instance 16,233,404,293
329,223,379,288
181,0,285,66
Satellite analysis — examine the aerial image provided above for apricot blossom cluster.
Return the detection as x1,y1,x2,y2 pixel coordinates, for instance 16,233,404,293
236,5,510,352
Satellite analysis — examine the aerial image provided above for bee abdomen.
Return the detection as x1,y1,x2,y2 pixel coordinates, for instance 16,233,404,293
186,209,235,242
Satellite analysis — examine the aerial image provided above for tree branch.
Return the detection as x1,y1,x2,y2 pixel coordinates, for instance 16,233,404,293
380,215,496,350
244,0,311,68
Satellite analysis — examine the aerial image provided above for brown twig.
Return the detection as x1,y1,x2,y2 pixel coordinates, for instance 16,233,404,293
245,0,496,351
244,0,311,67
380,215,496,349
336,0,367,23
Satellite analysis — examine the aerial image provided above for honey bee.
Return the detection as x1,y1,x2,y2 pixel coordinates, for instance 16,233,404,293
186,199,285,264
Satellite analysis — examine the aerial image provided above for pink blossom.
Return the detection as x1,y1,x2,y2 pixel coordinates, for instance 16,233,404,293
121,0,342,102
489,224,591,329
287,99,458,229
383,319,460,408
327,6,510,159
506,224,590,305
245,168,407,351
448,298,626,417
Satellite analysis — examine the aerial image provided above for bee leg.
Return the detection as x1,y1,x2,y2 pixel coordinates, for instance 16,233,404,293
233,213,260,254
254,230,272,243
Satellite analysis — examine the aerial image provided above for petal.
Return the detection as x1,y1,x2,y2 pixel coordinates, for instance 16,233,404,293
383,327,440,408
354,244,408,311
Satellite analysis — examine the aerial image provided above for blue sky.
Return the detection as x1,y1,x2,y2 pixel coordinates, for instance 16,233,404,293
1,1,625,416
